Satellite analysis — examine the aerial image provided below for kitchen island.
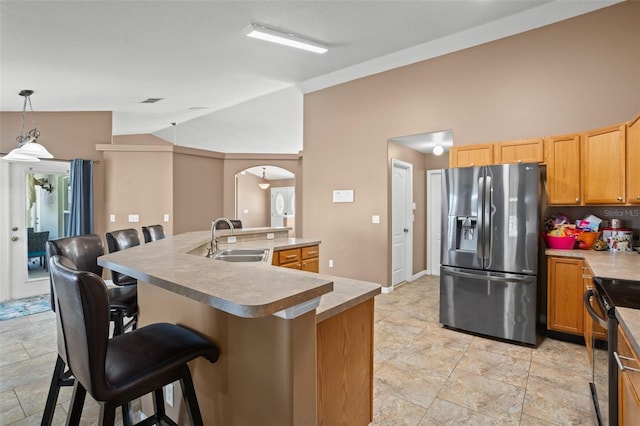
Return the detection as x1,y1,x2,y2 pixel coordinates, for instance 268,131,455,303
99,230,381,425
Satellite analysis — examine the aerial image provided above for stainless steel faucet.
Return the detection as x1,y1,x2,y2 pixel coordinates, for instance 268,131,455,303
207,218,235,257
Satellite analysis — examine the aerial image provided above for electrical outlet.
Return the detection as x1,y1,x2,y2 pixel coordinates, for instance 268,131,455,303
165,383,174,407
267,233,274,240
227,236,237,243
329,259,334,268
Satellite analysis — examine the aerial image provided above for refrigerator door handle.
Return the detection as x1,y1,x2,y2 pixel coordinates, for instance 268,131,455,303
483,175,492,263
442,267,533,283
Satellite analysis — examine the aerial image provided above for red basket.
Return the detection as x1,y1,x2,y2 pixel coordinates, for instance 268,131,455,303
544,234,577,250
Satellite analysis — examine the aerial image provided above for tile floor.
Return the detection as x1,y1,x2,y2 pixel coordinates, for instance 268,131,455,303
0,275,596,425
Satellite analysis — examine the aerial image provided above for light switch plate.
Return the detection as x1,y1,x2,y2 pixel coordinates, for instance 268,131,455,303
128,214,139,223
372,215,380,224
332,190,354,203
163,214,170,222
109,214,116,223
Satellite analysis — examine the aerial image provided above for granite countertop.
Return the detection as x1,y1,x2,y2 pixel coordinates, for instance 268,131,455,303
617,307,640,357
98,230,381,321
546,248,640,361
545,249,639,281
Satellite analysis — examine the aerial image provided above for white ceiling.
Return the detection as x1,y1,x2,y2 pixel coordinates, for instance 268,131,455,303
0,1,621,154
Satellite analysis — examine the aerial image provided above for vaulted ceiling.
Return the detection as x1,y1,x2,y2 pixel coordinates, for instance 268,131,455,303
0,1,621,153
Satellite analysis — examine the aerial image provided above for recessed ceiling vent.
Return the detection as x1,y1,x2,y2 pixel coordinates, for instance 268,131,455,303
141,98,163,104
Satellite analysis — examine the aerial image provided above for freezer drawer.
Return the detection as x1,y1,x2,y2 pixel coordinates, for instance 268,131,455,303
439,266,537,345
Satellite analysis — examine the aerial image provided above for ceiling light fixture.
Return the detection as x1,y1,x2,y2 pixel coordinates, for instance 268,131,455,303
3,90,53,163
433,145,444,156
258,167,270,190
243,23,328,54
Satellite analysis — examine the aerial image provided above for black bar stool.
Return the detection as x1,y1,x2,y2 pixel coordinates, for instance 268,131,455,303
105,229,140,287
42,235,138,426
49,255,219,426
141,224,165,243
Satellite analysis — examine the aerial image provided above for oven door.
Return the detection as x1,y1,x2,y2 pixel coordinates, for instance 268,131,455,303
584,287,610,426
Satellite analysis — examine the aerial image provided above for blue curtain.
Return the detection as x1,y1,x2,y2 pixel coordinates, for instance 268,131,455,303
67,159,94,236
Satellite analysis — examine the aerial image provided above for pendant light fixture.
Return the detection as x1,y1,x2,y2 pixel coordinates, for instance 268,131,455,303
258,167,270,190
2,90,53,162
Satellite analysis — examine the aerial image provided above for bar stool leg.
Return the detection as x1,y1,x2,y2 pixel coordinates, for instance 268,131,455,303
66,382,86,425
41,355,74,426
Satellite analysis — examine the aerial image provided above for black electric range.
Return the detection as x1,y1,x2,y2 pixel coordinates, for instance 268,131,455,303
589,277,640,426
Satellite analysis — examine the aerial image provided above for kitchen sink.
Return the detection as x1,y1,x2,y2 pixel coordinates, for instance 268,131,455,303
213,248,269,262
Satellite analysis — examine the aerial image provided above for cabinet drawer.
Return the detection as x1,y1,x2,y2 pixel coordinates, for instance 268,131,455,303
275,248,301,265
302,245,319,260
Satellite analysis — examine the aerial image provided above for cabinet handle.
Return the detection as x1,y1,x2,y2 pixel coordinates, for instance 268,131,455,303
617,197,623,201
636,195,640,200
285,254,297,259
575,198,579,203
305,251,318,256
613,351,640,372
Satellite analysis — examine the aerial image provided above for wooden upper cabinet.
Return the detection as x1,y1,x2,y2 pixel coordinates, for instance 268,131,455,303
627,113,640,204
494,138,544,164
544,134,582,205
582,124,626,204
449,144,494,168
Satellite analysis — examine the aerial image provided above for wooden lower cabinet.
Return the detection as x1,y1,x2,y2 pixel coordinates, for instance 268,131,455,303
617,325,640,425
273,245,320,273
547,256,584,335
317,299,374,425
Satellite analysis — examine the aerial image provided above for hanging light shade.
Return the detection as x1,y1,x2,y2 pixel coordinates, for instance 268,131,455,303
2,90,53,162
258,167,270,190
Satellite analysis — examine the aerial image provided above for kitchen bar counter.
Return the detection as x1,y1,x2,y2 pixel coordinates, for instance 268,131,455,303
99,229,381,425
617,307,640,358
99,231,334,318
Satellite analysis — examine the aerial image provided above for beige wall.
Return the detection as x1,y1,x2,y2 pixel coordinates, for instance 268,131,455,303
172,152,224,234
1,111,112,240
102,150,173,235
236,172,270,227
303,1,640,286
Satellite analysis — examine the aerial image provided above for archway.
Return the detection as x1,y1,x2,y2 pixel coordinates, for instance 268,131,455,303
235,165,295,232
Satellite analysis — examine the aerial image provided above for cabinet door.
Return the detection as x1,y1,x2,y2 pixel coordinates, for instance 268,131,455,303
544,134,582,205
617,325,640,425
627,114,640,204
449,144,494,168
582,124,626,204
494,138,543,164
547,257,584,335
302,257,319,273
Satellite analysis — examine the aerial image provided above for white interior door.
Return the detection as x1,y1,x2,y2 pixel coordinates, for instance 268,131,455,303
391,160,413,286
5,160,69,300
427,170,442,275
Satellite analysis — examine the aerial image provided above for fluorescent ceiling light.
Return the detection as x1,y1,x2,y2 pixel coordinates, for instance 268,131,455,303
243,24,328,54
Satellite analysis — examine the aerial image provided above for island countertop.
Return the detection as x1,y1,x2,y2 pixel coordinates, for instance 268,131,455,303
98,231,335,318
98,230,381,320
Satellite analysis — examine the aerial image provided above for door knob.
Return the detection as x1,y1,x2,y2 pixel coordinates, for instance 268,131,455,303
11,236,18,242
12,226,18,231
404,228,409,233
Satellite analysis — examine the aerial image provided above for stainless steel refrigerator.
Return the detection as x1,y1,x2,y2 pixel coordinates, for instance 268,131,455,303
440,163,540,345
